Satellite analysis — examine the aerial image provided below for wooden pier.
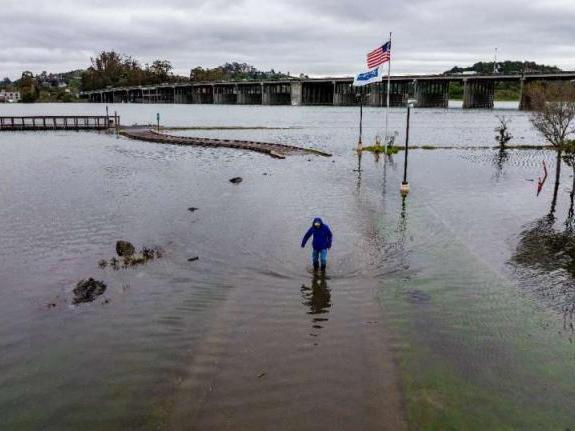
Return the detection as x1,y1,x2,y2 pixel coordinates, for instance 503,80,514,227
120,128,331,159
0,116,119,131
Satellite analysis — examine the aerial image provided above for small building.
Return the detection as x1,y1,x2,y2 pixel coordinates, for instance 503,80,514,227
0,90,21,103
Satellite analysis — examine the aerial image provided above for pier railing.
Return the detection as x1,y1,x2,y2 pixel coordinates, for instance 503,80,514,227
0,116,119,131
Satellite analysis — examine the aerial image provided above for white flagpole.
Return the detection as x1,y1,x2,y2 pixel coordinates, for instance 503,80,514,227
385,32,392,142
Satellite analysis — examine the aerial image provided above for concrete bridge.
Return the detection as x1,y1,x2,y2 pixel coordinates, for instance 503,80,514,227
81,72,575,110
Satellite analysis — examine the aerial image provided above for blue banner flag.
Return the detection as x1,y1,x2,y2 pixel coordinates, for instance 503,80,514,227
353,66,383,87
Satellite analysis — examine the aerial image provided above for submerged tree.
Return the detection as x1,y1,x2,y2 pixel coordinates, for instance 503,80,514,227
530,82,575,215
562,140,575,222
495,115,513,148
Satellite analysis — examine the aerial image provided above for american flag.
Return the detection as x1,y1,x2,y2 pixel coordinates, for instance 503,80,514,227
367,41,391,69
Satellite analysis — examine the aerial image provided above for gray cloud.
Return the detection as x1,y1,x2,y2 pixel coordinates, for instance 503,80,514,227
1,0,574,80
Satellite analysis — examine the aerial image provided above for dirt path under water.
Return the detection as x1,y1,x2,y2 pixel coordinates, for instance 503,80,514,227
170,272,406,430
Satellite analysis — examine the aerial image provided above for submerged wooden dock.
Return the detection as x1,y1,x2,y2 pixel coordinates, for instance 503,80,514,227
0,116,118,131
0,116,330,158
120,128,331,159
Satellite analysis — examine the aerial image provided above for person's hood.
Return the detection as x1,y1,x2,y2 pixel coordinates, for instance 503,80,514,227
313,217,323,226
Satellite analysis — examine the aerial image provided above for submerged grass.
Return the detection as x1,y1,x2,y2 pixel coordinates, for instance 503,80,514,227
362,144,552,151
373,206,575,430
361,145,399,155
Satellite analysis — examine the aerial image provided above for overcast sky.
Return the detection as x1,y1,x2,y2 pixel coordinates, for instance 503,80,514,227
2,0,575,80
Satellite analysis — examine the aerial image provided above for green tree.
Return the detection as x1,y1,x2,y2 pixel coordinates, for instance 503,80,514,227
19,71,38,103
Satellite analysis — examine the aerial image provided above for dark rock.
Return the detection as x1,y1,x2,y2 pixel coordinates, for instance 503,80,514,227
153,246,164,259
110,257,120,270
116,240,135,257
73,278,107,304
142,247,155,260
187,207,199,212
187,256,199,262
229,177,243,184
98,259,108,268
47,302,57,309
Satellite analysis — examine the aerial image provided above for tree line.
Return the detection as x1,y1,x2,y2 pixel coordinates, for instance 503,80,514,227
81,51,291,91
80,51,184,91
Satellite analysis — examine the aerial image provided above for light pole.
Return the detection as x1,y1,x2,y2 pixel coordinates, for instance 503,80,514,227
400,102,413,196
357,89,363,151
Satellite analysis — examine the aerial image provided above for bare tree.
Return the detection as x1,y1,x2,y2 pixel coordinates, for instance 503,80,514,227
562,140,575,222
494,115,513,148
530,82,575,215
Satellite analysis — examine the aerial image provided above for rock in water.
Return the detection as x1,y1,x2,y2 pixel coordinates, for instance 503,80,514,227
187,207,199,212
229,177,243,184
187,256,199,262
73,278,107,304
116,240,135,257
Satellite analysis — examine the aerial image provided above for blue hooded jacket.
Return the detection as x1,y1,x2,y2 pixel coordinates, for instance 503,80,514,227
301,217,333,251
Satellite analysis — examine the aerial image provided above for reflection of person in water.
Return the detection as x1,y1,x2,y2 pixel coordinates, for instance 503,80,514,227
301,217,333,272
301,275,331,329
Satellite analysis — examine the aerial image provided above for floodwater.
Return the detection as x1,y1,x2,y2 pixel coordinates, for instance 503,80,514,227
1,103,575,430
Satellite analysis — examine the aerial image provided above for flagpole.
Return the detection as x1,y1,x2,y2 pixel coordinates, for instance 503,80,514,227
385,32,392,142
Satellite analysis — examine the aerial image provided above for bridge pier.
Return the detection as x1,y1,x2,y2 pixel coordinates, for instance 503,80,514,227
364,81,410,107
112,91,125,103
262,83,291,105
192,85,214,104
414,80,449,108
519,80,542,111
290,82,302,106
128,89,139,103
237,84,263,104
334,82,358,106
463,79,494,109
214,84,237,104
302,82,334,105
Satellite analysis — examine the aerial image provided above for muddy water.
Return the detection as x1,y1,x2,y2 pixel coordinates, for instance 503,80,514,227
1,103,574,430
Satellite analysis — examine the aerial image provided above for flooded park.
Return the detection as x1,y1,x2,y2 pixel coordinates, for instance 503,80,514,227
1,102,575,430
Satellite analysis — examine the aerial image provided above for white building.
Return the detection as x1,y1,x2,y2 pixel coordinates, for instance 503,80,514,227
0,90,21,103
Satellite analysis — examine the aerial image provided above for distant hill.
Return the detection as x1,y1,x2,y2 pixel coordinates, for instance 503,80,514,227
444,61,562,75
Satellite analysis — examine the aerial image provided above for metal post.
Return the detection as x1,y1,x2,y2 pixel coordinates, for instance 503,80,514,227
401,104,411,195
385,32,392,138
358,90,363,150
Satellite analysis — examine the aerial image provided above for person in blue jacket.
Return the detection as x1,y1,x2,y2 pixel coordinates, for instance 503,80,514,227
301,217,333,272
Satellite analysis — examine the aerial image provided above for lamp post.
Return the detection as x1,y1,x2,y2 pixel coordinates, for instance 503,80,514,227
357,90,363,151
400,102,413,196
